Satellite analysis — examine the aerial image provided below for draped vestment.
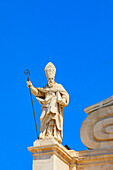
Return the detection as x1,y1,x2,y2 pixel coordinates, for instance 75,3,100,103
32,83,69,143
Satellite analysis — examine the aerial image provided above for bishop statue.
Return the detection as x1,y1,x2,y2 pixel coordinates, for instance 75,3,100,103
27,62,69,143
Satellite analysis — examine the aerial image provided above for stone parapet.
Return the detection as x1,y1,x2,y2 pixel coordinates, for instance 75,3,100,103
70,148,113,170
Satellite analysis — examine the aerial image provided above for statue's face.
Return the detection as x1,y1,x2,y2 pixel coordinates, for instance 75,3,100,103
47,77,54,87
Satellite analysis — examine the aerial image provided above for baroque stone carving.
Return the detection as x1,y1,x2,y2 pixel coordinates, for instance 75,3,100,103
80,96,113,149
27,62,69,143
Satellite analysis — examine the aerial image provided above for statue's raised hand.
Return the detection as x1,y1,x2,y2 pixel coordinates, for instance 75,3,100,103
27,81,32,88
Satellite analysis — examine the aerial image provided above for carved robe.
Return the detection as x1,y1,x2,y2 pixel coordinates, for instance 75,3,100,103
31,83,69,143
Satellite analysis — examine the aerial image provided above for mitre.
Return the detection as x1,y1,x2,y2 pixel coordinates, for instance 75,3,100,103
44,62,56,78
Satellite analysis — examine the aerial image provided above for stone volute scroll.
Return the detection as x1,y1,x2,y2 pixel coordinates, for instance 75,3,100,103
27,62,69,143
80,95,113,149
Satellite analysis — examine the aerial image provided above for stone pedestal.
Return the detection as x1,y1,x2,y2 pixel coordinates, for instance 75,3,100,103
28,138,77,170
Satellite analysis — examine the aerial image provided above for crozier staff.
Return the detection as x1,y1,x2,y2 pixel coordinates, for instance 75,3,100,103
27,62,69,143
24,69,38,139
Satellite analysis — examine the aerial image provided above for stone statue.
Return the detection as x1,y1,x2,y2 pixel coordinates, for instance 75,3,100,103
27,62,69,143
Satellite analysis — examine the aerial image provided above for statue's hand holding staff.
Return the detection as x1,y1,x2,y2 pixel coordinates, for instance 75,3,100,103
27,80,32,88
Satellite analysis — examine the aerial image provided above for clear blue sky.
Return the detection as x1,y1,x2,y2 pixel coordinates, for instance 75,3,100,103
0,0,113,169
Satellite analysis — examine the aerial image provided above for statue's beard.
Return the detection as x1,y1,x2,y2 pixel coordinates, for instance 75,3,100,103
48,82,54,88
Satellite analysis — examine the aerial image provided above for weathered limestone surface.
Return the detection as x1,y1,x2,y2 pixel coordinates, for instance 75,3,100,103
28,138,113,170
28,138,75,170
72,148,113,170
80,95,113,150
